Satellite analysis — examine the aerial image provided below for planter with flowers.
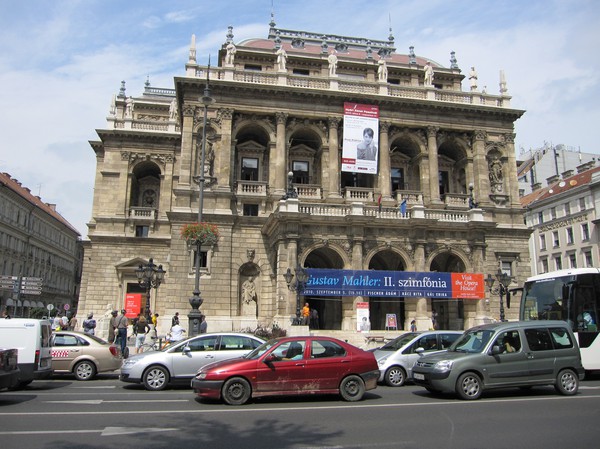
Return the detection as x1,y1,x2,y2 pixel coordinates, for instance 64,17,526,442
180,222,220,246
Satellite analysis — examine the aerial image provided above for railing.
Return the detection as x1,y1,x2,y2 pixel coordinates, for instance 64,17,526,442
442,193,470,209
295,184,322,199
344,187,374,202
236,181,268,196
129,207,157,219
424,209,469,222
394,190,423,205
132,121,169,131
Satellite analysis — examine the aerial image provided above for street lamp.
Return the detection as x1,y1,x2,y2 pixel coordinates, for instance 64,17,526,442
135,258,165,319
468,182,478,209
283,264,309,325
282,171,297,199
189,72,215,336
485,270,512,322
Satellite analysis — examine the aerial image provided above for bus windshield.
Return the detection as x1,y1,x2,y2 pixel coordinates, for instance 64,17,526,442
521,274,575,324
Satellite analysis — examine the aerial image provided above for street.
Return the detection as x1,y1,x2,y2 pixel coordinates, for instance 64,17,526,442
1,372,600,449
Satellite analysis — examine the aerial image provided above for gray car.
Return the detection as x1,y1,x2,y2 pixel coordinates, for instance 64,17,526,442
412,320,584,400
120,332,265,391
374,330,462,386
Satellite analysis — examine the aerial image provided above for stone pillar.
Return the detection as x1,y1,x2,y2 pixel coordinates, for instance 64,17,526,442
271,112,288,196
157,155,174,220
215,108,233,191
472,244,489,327
413,243,429,330
178,105,196,187
426,126,441,204
504,133,521,207
327,117,341,199
378,122,392,200
472,130,490,206
348,236,364,331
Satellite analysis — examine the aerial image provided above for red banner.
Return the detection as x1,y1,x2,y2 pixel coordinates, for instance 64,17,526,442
450,273,485,299
125,293,143,318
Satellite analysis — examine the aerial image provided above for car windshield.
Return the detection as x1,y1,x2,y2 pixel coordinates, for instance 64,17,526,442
244,339,280,360
379,333,420,351
450,329,494,353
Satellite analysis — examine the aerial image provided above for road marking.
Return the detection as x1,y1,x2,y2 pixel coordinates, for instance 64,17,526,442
3,393,599,417
0,427,178,437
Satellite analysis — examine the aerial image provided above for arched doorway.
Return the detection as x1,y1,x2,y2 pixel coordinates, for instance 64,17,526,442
368,249,407,330
430,252,466,330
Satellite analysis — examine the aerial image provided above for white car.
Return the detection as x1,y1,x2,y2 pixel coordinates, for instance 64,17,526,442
374,330,462,386
120,332,265,391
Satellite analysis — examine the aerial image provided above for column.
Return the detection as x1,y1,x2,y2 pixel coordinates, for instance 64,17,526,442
504,133,521,207
215,108,233,191
178,105,197,187
472,130,490,206
377,122,392,200
327,117,341,199
426,126,441,204
271,112,287,196
413,243,429,330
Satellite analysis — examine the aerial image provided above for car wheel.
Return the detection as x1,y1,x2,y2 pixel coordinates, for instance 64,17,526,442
143,366,169,391
555,369,578,396
74,360,97,381
455,372,482,400
384,366,407,387
221,377,251,405
339,375,366,402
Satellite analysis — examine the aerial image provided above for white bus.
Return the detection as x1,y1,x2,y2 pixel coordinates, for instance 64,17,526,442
519,268,600,370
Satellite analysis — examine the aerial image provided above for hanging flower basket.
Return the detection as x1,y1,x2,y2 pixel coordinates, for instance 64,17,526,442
180,222,220,246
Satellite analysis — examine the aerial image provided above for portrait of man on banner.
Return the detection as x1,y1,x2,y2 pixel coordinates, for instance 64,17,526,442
341,103,379,174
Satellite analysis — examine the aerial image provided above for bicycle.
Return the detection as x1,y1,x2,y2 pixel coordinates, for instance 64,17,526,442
139,335,167,352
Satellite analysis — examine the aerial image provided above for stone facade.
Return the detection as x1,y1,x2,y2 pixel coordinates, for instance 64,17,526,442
79,24,530,336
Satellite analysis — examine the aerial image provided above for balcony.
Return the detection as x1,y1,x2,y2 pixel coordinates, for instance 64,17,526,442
442,193,470,209
295,184,322,199
129,207,157,220
236,181,268,197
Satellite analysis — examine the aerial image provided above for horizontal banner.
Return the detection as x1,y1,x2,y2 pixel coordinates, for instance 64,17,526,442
302,269,485,299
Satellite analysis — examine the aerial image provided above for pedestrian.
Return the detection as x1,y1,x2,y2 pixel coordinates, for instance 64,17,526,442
108,310,118,343
301,302,310,325
151,313,159,338
168,321,186,343
82,313,96,335
134,315,150,354
68,313,78,331
310,308,319,329
172,312,180,327
131,313,140,338
52,314,61,331
115,309,129,357
410,319,417,332
199,314,207,334
60,314,69,330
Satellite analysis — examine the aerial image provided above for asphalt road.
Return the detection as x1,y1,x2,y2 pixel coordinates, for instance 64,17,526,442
1,372,600,449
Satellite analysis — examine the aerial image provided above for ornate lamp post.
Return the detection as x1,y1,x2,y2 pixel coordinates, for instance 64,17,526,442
189,75,215,336
485,270,512,322
135,258,165,319
282,171,297,199
468,182,478,209
283,264,309,325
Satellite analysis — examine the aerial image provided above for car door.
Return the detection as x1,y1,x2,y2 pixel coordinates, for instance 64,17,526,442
51,333,83,371
482,330,530,387
305,339,351,390
254,340,308,393
169,335,219,378
523,327,556,383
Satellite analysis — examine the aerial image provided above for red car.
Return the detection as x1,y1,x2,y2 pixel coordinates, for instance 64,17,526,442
191,336,379,405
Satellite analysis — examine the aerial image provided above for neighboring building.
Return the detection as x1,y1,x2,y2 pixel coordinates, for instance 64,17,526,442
78,20,531,334
0,173,82,317
517,144,598,197
522,162,599,276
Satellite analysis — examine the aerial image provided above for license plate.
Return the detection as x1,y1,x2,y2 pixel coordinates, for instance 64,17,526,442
413,373,425,380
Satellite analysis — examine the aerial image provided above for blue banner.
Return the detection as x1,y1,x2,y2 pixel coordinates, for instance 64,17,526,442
302,269,484,299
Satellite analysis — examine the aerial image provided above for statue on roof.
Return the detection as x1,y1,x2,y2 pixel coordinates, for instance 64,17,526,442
424,61,434,86
328,52,338,76
169,98,177,120
276,46,287,71
225,42,236,66
377,57,388,82
469,66,478,91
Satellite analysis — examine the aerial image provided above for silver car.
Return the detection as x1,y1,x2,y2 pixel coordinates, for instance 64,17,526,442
374,331,462,386
120,332,265,391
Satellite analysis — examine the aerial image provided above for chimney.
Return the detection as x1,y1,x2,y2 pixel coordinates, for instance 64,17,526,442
532,182,542,191
561,170,574,179
46,203,57,211
546,174,560,185
576,161,596,173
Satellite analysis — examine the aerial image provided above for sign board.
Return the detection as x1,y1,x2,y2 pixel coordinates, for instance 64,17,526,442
125,293,143,318
341,103,379,175
64,304,70,311
303,269,485,299
386,314,398,330
356,302,371,332
47,304,55,311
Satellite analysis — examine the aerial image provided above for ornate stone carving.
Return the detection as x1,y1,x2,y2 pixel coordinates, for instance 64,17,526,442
182,105,195,117
473,130,487,142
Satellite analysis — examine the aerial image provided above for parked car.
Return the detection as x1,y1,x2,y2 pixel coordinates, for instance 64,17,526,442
0,319,52,388
120,332,265,391
191,336,380,405
374,330,462,386
51,331,121,380
0,348,20,391
412,320,584,400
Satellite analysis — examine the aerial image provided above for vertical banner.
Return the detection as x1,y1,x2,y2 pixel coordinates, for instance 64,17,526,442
342,103,379,174
356,302,371,332
125,293,142,318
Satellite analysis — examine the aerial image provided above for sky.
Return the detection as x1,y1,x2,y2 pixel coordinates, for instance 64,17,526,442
1,0,599,237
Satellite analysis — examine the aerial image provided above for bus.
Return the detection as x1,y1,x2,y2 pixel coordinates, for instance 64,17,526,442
519,268,600,370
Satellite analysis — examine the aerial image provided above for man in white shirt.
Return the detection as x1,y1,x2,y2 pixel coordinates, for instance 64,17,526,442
169,323,186,342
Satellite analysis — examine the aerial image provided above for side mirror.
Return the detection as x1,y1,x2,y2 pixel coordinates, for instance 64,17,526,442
491,345,502,355
415,347,425,354
182,345,191,354
264,353,279,363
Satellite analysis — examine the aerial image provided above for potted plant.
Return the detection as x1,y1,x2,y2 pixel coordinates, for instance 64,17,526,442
180,222,220,246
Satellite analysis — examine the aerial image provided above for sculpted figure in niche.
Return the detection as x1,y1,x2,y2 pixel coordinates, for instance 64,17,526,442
377,57,388,82
276,47,287,71
241,276,258,317
489,157,504,192
424,61,434,86
225,42,236,65
328,52,338,76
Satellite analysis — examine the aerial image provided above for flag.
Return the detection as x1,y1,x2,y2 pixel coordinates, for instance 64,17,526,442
377,194,382,213
399,199,407,215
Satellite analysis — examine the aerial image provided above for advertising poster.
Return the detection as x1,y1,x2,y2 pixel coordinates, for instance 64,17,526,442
342,103,379,174
356,302,371,332
125,293,142,318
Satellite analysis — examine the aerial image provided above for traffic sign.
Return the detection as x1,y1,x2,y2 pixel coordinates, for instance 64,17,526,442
47,304,55,311
23,277,43,282
64,304,70,311
0,275,18,281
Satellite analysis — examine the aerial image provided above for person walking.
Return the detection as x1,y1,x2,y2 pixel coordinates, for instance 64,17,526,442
115,309,129,357
172,312,180,327
108,310,118,343
67,313,78,331
134,315,151,353
301,302,310,325
151,313,159,338
310,308,319,329
199,314,207,334
82,313,96,335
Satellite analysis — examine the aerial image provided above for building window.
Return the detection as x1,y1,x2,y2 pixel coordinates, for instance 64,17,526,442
564,202,571,216
500,260,513,277
579,197,586,211
539,234,546,251
244,64,262,71
581,223,590,241
135,226,149,238
585,251,593,267
191,249,208,271
243,204,259,216
552,231,560,247
391,168,404,191
538,212,544,224
541,258,549,273
550,207,556,220
292,160,309,184
569,253,577,269
555,256,562,270
292,68,309,76
241,157,259,181
566,227,574,245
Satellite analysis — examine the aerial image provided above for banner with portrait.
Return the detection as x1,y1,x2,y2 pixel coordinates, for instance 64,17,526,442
341,103,379,174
